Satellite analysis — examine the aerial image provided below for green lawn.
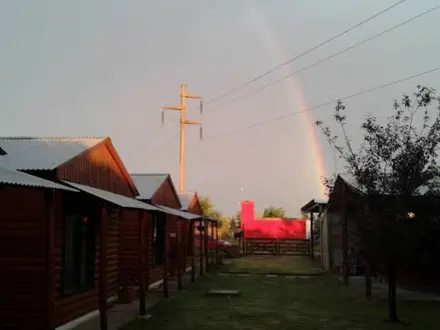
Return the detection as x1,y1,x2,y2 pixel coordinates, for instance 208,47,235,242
223,255,322,275
121,272,440,330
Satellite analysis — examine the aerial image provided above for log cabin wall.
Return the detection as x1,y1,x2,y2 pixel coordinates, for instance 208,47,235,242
0,187,48,330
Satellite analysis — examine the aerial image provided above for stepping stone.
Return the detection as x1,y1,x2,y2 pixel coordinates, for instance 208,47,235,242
237,274,250,277
286,276,297,279
206,289,241,296
266,274,278,278
298,276,312,279
218,273,230,276
138,314,152,320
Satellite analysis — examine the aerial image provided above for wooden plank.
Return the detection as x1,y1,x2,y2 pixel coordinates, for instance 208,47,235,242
138,210,146,316
45,189,56,330
204,219,209,272
191,220,195,282
177,219,183,290
163,215,169,298
99,206,108,330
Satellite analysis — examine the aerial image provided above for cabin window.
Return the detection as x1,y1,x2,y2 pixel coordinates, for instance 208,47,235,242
152,215,165,267
63,214,96,295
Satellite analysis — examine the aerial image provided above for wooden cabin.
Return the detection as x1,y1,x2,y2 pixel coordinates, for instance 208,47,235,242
0,165,79,330
129,174,185,285
0,137,160,330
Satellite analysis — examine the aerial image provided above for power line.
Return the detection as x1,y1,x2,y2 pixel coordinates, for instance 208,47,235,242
201,66,440,141
204,0,407,105
209,4,440,109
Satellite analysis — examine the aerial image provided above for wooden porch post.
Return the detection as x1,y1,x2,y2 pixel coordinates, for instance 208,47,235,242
145,212,150,297
310,212,315,260
199,221,204,276
215,222,219,265
163,216,169,298
342,203,349,285
211,222,216,267
177,219,183,290
99,206,108,330
191,220,195,282
204,219,209,272
138,210,147,315
45,189,55,330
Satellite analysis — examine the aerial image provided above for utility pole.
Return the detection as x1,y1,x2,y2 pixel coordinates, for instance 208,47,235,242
162,84,203,192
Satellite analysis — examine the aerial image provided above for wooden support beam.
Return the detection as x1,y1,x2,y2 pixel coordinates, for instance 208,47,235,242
99,206,108,330
199,221,204,276
163,216,169,298
204,219,209,272
177,219,183,290
138,210,147,315
310,212,315,260
45,189,55,330
145,212,150,297
342,190,349,285
215,222,219,265
191,220,195,282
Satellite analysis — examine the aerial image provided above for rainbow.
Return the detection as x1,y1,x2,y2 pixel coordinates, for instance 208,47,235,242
249,4,327,198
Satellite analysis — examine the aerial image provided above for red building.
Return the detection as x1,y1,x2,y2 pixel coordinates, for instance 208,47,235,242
240,200,307,239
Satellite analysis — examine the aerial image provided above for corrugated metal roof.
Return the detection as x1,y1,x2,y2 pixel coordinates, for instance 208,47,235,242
62,180,159,211
339,174,367,194
131,173,169,200
154,204,202,220
178,192,195,210
0,166,79,192
0,137,105,170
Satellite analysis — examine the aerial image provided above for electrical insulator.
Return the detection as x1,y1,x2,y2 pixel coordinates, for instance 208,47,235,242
161,110,165,125
200,100,203,115
199,126,203,141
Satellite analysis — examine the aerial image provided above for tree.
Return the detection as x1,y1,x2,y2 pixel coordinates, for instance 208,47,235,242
316,85,440,322
262,205,286,218
234,211,241,227
199,196,230,238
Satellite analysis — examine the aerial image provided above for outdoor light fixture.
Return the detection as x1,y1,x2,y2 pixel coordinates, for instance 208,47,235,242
197,222,205,233
407,212,416,219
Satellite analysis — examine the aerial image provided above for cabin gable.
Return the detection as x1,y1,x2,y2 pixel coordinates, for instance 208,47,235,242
56,138,137,197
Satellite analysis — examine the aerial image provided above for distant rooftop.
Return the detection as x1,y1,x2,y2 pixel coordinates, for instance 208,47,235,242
178,191,196,210
130,173,170,200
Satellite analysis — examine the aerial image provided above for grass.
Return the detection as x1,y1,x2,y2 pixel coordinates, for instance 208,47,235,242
222,255,323,275
121,272,440,330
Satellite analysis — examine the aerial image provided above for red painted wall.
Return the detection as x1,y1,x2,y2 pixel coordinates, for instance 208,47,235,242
240,201,306,239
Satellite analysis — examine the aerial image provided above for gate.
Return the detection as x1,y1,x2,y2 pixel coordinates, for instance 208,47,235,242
245,238,310,256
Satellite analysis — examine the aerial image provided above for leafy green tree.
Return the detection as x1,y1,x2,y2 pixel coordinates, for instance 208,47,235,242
234,211,241,227
316,85,440,322
262,205,286,218
199,196,229,235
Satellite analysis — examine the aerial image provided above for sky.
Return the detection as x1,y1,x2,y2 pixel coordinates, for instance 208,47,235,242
1,0,439,216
